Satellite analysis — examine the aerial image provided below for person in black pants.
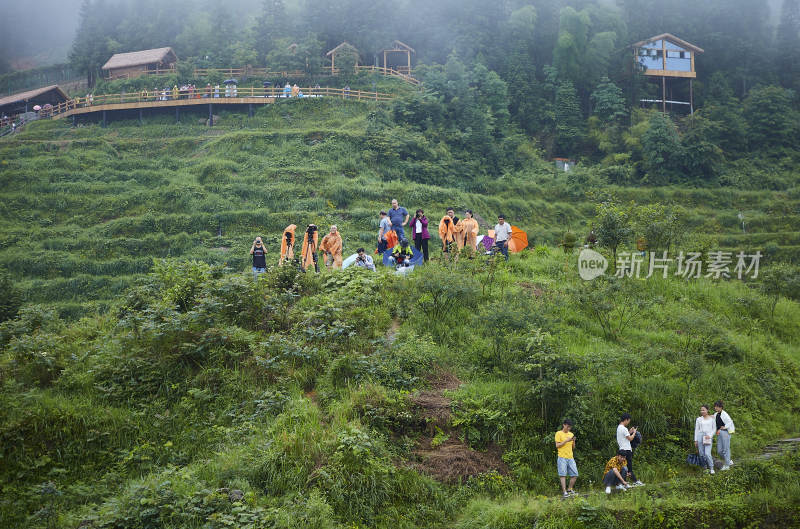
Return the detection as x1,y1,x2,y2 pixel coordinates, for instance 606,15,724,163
411,209,430,262
250,236,267,279
616,413,644,486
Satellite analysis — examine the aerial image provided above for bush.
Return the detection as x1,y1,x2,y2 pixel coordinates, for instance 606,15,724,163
0,269,22,322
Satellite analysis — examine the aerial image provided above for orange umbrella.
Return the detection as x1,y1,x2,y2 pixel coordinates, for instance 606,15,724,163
507,226,528,253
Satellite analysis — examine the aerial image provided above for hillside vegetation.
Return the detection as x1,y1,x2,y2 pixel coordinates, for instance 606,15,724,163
2,94,800,528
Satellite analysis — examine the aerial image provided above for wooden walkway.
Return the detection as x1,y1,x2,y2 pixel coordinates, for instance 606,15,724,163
25,86,395,123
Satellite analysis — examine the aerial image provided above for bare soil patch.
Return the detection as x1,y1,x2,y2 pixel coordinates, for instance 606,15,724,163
408,368,506,483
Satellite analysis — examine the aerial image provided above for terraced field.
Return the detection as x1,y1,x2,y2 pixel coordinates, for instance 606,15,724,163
1,97,798,317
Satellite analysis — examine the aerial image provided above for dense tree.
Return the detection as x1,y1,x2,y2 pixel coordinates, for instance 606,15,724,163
60,0,800,177
591,76,627,125
776,0,800,90
743,85,799,150
69,0,120,87
554,80,584,156
254,0,290,60
641,112,683,185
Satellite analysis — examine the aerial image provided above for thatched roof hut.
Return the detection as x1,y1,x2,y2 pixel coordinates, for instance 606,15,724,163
0,85,68,115
102,47,178,80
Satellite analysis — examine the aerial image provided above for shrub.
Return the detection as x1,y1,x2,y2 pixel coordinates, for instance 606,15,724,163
0,269,22,322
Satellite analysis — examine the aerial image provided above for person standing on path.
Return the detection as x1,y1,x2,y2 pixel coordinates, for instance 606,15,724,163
617,413,644,486
695,405,716,474
714,400,735,470
555,419,578,498
388,199,409,240
492,215,512,261
378,211,392,254
250,237,267,279
411,209,430,262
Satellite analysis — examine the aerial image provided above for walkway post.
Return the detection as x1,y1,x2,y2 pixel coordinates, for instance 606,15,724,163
175,107,179,123
72,115,76,127
248,103,253,118
139,108,143,126
208,103,213,127
102,110,106,128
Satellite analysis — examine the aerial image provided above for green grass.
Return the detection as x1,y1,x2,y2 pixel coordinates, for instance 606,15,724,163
2,101,798,315
1,99,800,529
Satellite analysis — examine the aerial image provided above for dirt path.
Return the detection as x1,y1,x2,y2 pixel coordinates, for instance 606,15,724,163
408,369,507,484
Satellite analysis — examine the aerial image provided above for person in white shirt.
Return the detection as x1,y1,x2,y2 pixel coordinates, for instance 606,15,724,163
493,215,512,261
694,404,716,474
617,413,644,486
354,248,375,271
713,400,735,470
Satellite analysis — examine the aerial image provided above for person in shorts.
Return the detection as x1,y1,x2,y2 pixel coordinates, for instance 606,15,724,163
555,418,578,497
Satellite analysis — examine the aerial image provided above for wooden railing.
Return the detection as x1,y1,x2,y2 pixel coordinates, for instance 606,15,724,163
32,86,395,121
105,68,177,80
105,65,420,86
355,65,421,85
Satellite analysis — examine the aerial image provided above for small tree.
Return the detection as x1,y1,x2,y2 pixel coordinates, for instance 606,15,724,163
591,76,627,125
519,329,584,426
634,203,686,253
572,276,656,341
757,263,800,319
595,201,633,265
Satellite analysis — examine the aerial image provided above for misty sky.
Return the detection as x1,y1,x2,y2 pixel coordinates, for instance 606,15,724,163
0,0,83,67
0,0,788,70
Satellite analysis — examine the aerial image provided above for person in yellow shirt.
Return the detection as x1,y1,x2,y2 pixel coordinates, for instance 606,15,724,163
554,418,578,497
603,450,631,494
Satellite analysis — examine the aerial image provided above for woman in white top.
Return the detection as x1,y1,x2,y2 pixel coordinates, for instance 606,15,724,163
713,400,735,470
694,405,716,474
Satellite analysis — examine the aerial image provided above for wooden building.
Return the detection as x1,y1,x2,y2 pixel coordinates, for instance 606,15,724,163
382,40,415,74
0,85,68,116
632,33,703,113
326,42,360,73
102,47,178,80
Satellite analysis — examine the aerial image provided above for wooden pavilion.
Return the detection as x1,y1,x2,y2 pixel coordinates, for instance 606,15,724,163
382,40,415,74
102,47,178,80
326,42,360,74
632,33,703,113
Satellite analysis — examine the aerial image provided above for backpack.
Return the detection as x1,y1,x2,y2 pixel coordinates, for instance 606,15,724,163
686,453,704,467
630,430,643,450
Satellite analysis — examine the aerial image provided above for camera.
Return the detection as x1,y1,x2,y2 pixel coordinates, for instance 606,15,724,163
306,224,318,235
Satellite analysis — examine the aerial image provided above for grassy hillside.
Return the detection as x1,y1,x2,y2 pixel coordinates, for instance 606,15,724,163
1,97,798,318
1,98,800,529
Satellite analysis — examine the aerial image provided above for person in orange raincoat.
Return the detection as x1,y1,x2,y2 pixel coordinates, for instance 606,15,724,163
438,210,458,253
319,225,343,269
279,224,297,265
456,209,480,257
300,224,319,272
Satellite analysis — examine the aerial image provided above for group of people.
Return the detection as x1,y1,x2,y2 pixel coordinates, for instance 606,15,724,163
378,199,514,262
556,402,735,497
249,199,519,278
